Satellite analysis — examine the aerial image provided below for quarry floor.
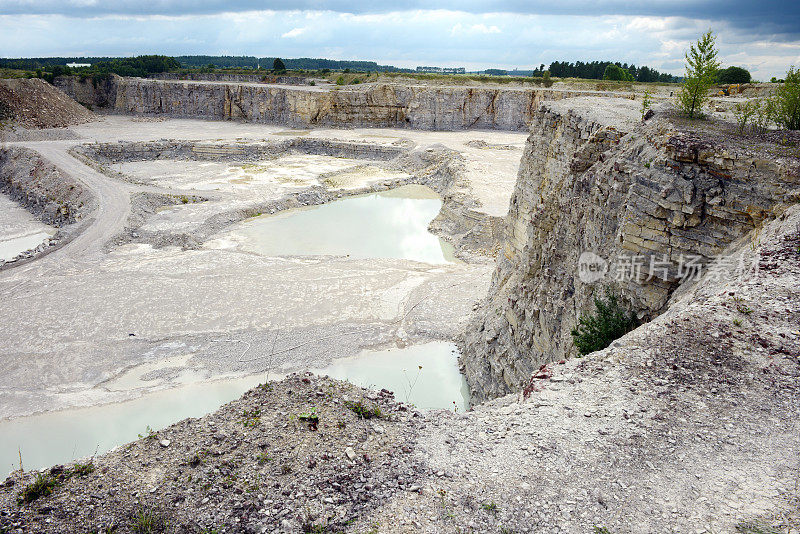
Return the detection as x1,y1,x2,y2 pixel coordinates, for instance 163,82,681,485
0,115,528,420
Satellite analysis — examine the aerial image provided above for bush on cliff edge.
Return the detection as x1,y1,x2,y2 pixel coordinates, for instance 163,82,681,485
571,288,638,356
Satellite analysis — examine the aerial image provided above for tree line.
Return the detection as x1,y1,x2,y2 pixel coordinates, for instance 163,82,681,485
542,61,681,83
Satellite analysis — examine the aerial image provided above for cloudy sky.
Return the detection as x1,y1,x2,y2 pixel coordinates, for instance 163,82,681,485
1,1,798,80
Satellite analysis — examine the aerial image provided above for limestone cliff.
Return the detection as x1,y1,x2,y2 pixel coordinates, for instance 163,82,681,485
461,96,800,401
56,75,613,131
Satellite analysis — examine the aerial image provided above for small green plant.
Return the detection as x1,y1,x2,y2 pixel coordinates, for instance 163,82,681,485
344,400,382,419
594,527,613,534
256,452,271,465
17,472,59,504
297,407,319,430
350,77,361,84
735,521,783,534
482,501,499,514
17,460,96,504
676,30,720,119
571,288,638,356
131,506,168,534
187,449,209,467
335,75,346,86
732,296,754,315
239,408,261,428
640,90,653,121
733,318,743,327
138,426,158,440
69,461,95,477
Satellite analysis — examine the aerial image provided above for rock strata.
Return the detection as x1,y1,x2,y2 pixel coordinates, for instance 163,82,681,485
461,97,800,401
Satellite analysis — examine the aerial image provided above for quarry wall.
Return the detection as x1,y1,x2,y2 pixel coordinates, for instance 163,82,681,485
461,98,800,401
55,75,606,131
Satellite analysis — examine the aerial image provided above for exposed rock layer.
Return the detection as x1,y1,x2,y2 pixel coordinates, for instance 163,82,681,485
461,97,800,401
56,75,616,131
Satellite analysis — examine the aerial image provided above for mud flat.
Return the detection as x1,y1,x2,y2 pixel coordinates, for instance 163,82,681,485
0,194,56,263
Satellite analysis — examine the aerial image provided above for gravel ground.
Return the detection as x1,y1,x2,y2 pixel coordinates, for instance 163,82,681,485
0,374,430,533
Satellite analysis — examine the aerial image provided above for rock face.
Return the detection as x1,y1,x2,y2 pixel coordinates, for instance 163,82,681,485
461,97,800,401
56,75,610,131
54,74,119,109
149,72,312,85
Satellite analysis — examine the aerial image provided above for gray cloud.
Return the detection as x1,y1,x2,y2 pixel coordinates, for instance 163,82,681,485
1,0,798,38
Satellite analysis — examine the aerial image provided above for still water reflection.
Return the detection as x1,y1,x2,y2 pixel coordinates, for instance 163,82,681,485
237,185,458,263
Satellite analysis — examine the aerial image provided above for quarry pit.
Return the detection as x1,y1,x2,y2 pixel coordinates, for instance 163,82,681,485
0,76,798,533
0,109,527,464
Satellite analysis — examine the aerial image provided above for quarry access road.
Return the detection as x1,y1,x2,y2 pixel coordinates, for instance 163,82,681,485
0,139,218,280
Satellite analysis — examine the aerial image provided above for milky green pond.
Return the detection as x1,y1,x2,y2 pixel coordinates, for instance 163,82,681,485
0,342,469,474
237,184,458,263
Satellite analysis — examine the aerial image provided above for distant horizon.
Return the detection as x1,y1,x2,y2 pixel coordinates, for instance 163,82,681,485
0,2,798,81
0,54,685,82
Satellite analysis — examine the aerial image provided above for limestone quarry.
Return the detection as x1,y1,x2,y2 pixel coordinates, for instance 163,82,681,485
0,75,798,533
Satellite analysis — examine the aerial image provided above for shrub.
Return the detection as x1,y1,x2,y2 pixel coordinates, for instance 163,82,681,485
733,100,759,133
676,30,720,119
542,70,553,88
571,289,638,356
717,66,751,84
772,66,800,130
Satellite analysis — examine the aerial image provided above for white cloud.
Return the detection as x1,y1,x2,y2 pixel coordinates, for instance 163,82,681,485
450,22,501,36
0,10,797,80
281,27,306,38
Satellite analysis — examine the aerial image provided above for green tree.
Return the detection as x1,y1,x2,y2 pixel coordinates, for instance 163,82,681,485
571,289,638,356
772,66,800,130
602,64,633,81
676,30,720,119
272,58,286,72
717,66,751,84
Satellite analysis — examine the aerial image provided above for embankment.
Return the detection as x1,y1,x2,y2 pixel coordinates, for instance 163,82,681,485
0,78,94,129
0,146,94,227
